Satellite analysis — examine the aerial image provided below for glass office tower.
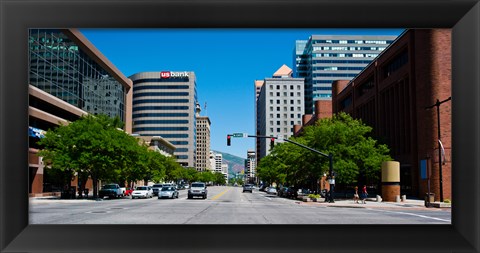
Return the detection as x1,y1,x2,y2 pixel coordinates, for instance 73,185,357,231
29,29,126,122
294,35,398,114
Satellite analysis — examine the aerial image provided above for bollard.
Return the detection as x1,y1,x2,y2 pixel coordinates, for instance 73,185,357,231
381,161,401,202
395,195,401,202
401,195,406,202
376,195,382,202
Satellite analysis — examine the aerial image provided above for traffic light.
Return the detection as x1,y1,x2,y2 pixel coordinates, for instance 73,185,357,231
227,135,231,146
270,137,275,149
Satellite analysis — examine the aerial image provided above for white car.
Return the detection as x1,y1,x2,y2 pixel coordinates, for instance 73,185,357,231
267,187,277,195
131,186,153,199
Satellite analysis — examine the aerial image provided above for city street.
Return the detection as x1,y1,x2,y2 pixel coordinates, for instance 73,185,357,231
29,186,451,224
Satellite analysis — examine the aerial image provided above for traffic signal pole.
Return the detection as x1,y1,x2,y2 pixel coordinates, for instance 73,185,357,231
230,134,335,202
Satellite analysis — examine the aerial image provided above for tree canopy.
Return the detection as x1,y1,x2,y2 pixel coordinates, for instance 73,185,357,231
256,112,391,188
38,114,180,197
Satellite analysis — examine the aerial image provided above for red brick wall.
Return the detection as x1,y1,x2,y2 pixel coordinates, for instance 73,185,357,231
331,29,452,200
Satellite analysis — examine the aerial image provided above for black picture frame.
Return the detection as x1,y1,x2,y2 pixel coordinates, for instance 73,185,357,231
1,0,479,252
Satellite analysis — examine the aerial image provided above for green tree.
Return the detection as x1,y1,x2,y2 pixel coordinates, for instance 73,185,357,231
213,172,226,185
257,112,391,187
39,114,140,198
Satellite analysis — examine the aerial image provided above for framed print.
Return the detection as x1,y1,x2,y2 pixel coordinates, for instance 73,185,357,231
1,0,479,252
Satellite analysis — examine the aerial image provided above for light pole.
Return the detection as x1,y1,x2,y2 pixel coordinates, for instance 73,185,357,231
425,97,451,202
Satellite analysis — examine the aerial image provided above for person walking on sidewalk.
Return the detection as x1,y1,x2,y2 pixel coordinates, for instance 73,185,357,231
353,186,359,204
361,185,368,204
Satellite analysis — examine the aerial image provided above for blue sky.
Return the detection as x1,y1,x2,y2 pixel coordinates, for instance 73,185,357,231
80,28,404,159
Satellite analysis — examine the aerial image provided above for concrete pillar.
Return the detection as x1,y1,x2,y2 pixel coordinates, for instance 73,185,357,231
381,161,401,202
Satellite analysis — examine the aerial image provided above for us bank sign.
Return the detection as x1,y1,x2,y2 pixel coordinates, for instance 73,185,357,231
160,71,189,79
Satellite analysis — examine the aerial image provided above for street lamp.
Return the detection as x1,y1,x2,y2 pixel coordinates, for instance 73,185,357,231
425,97,451,202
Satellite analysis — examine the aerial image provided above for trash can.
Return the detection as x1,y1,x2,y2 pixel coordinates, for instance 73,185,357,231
425,193,435,207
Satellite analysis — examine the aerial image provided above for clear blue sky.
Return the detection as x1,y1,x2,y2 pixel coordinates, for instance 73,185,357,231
80,28,404,159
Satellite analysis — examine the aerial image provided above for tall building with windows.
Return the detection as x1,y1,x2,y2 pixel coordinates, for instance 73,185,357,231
244,150,256,184
294,35,398,114
28,29,133,195
195,102,212,171
256,64,304,159
129,71,197,167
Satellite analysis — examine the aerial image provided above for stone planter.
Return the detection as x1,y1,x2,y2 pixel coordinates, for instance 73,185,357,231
302,196,312,202
312,198,321,202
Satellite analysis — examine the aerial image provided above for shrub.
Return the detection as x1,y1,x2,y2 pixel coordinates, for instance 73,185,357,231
444,199,451,203
308,194,321,199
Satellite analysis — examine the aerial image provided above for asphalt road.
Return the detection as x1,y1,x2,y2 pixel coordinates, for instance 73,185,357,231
29,186,451,224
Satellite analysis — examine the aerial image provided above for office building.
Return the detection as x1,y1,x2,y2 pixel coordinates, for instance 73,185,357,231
294,35,398,114
255,64,304,159
129,71,197,167
28,29,133,196
195,102,212,171
244,150,256,184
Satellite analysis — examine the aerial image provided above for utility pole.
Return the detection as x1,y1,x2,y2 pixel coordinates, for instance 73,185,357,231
425,97,451,202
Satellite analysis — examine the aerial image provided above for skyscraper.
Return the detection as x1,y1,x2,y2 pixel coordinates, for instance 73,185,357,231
294,35,398,114
244,150,256,184
129,71,197,167
255,64,305,159
195,102,212,172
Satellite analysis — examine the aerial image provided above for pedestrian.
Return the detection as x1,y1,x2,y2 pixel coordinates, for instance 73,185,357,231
353,186,359,203
361,185,368,204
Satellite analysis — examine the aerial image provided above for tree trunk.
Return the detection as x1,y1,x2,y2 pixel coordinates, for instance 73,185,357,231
92,176,98,199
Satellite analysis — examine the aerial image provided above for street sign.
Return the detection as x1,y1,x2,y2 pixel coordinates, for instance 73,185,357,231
232,133,248,138
277,134,284,142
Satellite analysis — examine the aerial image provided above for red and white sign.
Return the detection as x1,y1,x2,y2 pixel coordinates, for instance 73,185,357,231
160,71,189,79
160,71,171,78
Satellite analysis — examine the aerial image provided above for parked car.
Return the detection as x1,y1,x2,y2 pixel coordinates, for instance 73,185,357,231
188,182,207,199
99,184,123,199
267,187,277,195
242,184,254,193
297,188,312,198
158,186,179,199
259,185,267,192
151,184,164,196
131,186,153,199
278,186,296,198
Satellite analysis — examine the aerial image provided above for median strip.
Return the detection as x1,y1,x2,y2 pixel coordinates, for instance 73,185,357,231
211,189,230,201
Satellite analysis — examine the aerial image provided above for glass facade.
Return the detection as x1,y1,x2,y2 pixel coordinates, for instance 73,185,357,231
29,29,126,122
294,35,399,114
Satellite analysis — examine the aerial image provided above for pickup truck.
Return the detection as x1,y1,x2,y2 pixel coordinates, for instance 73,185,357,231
99,184,124,198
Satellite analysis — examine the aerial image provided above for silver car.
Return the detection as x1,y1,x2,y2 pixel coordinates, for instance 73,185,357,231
188,182,207,199
158,186,179,199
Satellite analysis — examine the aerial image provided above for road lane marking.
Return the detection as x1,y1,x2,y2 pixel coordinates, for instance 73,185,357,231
211,188,230,200
369,209,451,222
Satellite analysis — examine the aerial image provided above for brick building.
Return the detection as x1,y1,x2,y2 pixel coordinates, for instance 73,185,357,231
331,29,452,200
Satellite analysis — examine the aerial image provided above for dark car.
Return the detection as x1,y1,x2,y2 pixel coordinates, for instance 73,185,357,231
151,184,163,196
278,187,296,198
242,184,254,193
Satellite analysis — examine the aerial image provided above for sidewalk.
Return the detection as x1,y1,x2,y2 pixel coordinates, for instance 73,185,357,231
297,198,451,211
